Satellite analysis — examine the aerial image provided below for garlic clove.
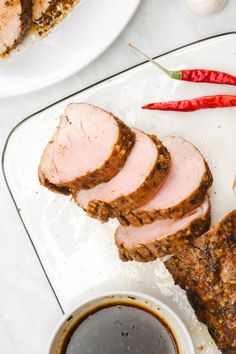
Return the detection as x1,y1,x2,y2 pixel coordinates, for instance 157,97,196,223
185,0,228,15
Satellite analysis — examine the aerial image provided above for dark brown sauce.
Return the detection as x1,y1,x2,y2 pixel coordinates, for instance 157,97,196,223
59,301,179,354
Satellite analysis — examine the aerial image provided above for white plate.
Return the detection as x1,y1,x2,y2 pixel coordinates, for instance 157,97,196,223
0,0,140,98
3,33,236,353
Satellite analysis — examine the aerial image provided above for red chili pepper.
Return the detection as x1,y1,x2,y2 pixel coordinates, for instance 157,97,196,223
142,95,236,112
181,69,236,85
129,43,236,86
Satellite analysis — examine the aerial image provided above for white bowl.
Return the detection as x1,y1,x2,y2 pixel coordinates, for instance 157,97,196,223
48,291,195,354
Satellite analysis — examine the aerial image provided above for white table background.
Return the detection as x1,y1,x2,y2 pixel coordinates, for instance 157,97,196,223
1,0,236,353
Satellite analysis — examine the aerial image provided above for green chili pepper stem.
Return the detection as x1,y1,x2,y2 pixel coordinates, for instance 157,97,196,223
170,70,182,80
128,43,182,80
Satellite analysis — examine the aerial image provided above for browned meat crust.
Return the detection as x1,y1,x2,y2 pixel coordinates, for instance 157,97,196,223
118,160,213,227
85,135,170,222
32,0,56,22
0,0,32,55
20,0,32,38
38,115,135,195
165,210,236,354
116,200,211,262
37,170,71,195
33,0,77,36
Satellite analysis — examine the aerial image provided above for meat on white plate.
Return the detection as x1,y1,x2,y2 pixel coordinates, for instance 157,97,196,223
75,129,170,222
0,0,32,55
115,197,210,262
165,210,236,354
38,103,135,195
120,136,213,226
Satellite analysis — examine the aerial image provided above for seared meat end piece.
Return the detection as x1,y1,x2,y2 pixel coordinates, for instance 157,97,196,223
38,103,135,195
116,197,211,262
75,130,170,222
165,210,236,354
0,0,32,55
120,136,213,226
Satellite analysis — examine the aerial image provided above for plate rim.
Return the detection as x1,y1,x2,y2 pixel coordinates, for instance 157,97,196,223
2,31,236,314
4,31,236,131
0,0,141,98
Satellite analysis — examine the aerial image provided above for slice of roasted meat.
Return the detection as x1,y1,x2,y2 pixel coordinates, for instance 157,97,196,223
115,197,210,262
120,136,213,226
165,210,236,354
38,103,135,195
32,0,55,21
75,129,170,222
0,0,32,55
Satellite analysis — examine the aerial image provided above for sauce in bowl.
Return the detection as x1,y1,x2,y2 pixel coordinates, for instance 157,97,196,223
60,302,178,354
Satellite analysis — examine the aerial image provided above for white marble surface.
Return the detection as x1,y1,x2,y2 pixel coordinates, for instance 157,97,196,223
1,0,236,353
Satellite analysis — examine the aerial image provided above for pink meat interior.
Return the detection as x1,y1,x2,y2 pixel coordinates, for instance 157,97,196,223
0,0,22,54
116,197,209,247
41,103,119,184
139,136,206,211
76,129,158,208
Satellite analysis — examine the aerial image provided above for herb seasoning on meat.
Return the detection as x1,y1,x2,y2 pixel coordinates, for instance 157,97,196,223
33,0,80,36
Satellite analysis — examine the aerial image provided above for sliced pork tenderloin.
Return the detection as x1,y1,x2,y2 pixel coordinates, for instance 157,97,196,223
38,103,135,195
115,197,210,262
0,0,32,55
75,130,170,222
32,0,55,21
120,136,213,226
165,210,236,354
